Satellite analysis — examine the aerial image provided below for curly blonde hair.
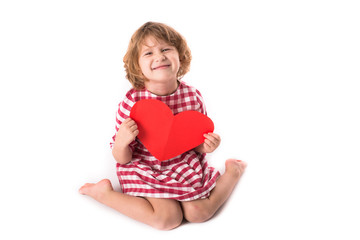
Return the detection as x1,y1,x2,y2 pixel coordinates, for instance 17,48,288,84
123,22,192,90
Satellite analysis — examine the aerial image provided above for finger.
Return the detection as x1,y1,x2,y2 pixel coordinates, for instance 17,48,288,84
130,125,138,133
208,133,221,141
204,138,216,148
203,141,211,149
121,118,132,127
204,134,218,144
203,142,213,152
126,119,137,127
123,118,132,124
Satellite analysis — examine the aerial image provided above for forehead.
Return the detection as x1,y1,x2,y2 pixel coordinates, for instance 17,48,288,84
140,36,171,50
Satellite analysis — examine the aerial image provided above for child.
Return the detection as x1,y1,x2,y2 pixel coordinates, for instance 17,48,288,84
79,22,247,230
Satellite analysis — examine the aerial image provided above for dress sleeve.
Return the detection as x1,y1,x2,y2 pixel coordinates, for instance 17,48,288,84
195,89,207,115
110,91,137,151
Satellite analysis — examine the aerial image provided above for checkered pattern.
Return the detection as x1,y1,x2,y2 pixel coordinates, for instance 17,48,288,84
110,81,220,201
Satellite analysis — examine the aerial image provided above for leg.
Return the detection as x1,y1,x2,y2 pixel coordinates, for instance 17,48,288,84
79,179,183,230
181,159,247,223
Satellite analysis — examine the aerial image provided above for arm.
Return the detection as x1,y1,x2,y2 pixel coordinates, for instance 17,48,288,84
112,118,139,165
194,133,221,154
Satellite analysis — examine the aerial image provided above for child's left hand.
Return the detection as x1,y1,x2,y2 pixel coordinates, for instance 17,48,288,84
195,133,221,154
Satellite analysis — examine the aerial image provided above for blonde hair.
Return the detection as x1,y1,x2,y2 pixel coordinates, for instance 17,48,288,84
123,22,192,90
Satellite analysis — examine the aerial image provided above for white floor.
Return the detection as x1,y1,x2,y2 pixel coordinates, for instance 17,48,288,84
1,1,359,239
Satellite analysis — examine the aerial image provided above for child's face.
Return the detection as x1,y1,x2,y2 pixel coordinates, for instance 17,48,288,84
138,36,180,85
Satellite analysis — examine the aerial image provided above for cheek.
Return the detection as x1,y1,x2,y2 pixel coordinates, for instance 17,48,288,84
174,59,181,71
138,59,149,73
169,54,180,67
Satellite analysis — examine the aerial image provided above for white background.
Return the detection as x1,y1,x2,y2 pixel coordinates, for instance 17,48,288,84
1,0,359,239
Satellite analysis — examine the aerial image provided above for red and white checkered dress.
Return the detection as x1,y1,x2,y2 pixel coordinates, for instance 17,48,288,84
110,81,220,201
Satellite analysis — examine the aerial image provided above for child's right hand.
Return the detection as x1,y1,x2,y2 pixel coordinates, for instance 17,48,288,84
114,118,139,147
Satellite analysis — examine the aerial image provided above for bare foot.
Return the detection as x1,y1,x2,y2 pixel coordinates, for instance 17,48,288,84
225,159,247,180
79,179,113,202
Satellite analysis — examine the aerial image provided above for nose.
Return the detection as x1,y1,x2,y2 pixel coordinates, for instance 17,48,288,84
155,52,166,62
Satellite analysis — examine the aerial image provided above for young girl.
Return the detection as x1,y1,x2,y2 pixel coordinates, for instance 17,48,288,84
79,22,247,230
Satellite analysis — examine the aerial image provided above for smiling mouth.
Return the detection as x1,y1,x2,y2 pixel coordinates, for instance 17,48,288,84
152,64,170,70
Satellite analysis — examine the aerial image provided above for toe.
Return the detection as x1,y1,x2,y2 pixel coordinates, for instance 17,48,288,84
78,186,85,195
78,183,93,195
240,161,248,168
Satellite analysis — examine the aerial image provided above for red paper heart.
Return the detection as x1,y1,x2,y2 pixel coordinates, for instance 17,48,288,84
130,99,214,161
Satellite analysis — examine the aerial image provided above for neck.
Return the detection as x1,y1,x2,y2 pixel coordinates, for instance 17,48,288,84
145,79,179,96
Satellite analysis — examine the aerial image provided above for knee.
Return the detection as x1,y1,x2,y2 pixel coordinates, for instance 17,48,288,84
183,203,214,223
152,209,183,231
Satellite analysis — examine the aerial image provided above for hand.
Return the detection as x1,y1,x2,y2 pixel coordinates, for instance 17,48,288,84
114,118,139,148
195,133,221,154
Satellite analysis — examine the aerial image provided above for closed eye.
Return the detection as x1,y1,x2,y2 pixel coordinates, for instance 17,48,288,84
144,51,152,56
